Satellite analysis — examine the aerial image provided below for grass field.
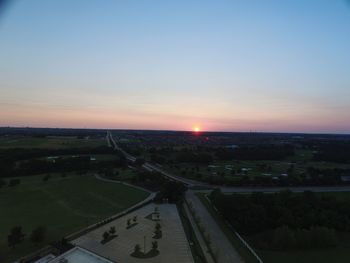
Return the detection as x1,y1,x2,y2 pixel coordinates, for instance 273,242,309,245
197,192,350,263
0,175,149,262
0,136,106,149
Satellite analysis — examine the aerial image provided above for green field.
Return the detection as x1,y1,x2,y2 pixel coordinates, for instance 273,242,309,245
197,192,350,263
0,136,106,149
0,175,149,262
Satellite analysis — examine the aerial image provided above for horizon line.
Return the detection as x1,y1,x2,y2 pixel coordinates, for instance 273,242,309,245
1,126,349,136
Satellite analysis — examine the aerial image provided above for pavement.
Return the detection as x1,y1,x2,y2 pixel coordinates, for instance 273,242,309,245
183,203,215,263
73,203,194,263
186,190,243,263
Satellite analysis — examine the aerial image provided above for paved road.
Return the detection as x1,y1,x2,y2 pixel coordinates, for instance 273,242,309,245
219,185,350,193
186,190,243,263
183,203,215,263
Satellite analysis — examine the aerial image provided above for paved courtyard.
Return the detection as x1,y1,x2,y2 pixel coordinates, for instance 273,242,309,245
73,203,194,263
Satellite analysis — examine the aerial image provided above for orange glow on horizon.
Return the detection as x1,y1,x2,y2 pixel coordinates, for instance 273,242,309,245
193,126,201,132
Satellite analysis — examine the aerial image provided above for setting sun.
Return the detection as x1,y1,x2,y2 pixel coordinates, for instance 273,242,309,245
193,126,201,132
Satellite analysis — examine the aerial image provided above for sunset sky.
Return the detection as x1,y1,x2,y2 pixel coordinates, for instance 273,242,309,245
0,0,350,133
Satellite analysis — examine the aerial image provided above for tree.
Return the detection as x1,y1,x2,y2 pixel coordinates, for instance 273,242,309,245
109,226,116,235
0,179,6,188
8,179,20,187
30,226,46,243
42,174,50,182
272,226,295,249
134,244,141,254
135,158,145,167
102,231,110,241
154,223,162,238
8,226,25,248
151,241,158,251
310,226,337,248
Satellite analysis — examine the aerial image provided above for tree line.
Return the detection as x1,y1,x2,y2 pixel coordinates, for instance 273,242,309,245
210,189,350,250
0,146,122,178
215,144,295,161
313,142,350,163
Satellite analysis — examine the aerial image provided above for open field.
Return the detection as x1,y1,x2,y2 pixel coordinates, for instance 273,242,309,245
73,203,194,263
197,192,350,263
0,136,106,149
0,175,149,262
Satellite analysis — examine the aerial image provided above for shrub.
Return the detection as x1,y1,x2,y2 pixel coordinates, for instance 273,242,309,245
272,226,295,249
8,179,20,187
152,241,158,251
30,226,46,243
102,231,110,241
109,226,116,235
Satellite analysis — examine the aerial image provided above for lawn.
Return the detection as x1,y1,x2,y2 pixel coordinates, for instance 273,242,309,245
0,136,106,149
197,192,350,263
0,175,149,262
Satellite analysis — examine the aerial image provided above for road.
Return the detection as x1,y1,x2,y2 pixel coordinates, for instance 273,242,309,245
183,203,215,263
186,190,243,263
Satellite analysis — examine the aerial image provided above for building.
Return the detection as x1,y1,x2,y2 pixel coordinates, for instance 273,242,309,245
35,247,116,263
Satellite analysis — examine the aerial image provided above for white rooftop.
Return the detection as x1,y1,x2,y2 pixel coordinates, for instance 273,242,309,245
48,247,115,263
34,254,56,263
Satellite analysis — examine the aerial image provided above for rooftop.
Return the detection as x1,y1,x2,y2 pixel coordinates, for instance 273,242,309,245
42,247,115,263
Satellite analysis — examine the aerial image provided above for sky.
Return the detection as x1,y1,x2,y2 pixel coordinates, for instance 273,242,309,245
0,0,350,133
